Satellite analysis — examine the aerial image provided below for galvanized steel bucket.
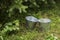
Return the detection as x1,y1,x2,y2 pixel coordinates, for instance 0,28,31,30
26,16,38,30
38,18,51,32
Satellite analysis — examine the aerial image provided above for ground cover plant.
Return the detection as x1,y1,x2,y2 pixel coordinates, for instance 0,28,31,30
0,0,60,40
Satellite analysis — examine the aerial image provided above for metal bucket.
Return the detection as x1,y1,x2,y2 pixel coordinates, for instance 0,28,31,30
26,16,38,30
38,18,51,32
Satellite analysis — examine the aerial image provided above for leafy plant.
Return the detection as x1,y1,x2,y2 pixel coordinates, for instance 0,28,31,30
1,20,20,35
45,34,58,40
0,36,3,40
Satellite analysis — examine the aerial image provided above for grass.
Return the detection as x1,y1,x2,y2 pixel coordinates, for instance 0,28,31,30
1,9,60,40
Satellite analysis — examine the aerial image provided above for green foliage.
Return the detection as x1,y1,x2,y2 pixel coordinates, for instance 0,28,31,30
0,0,60,40
20,31,38,40
4,31,39,40
0,0,59,23
0,20,20,36
45,34,58,40
9,0,28,13
0,36,3,40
